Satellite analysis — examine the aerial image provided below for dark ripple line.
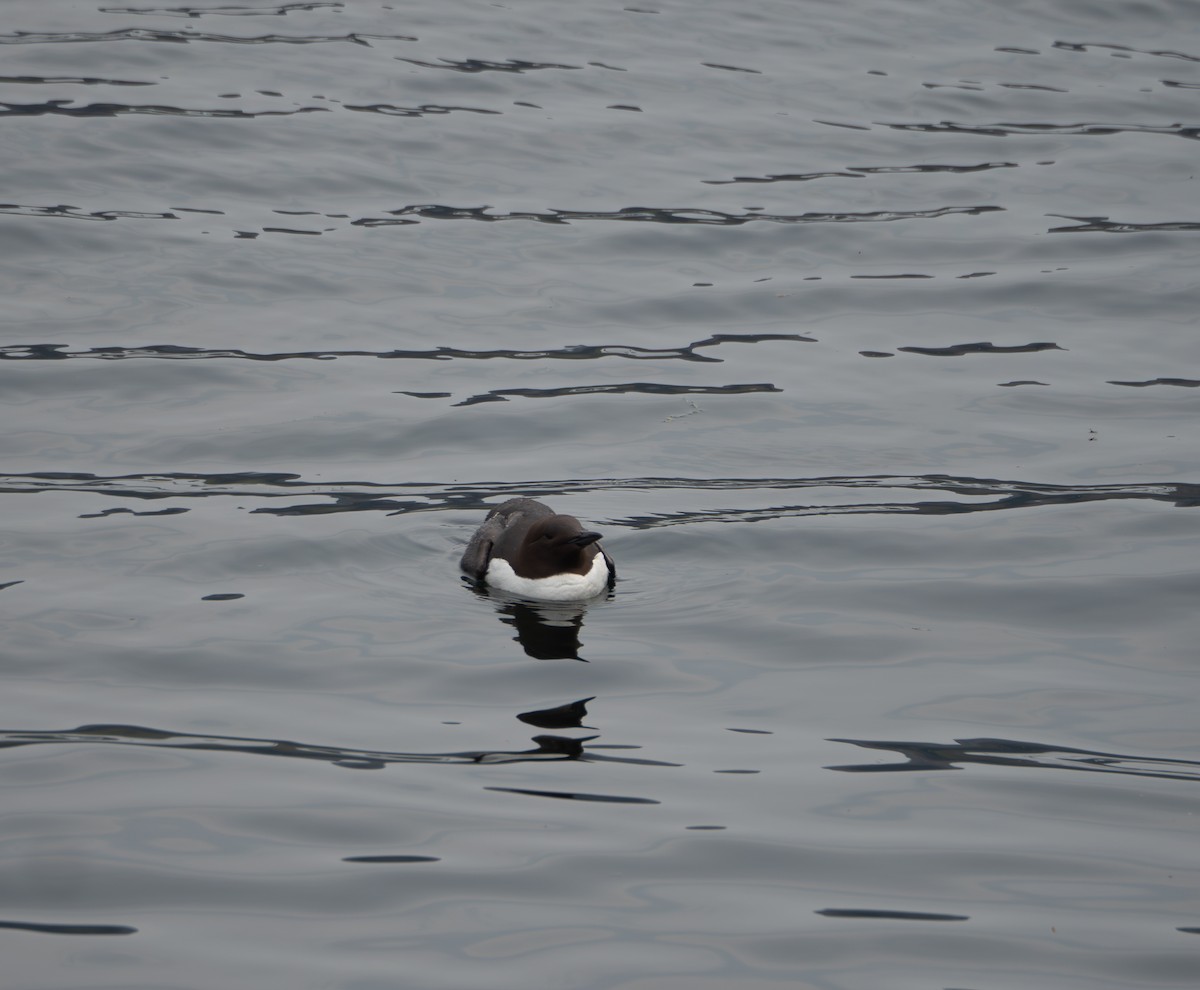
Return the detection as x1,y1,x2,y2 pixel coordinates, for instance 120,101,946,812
701,62,762,74
923,81,1069,93
1108,377,1200,388
1048,214,1200,233
0,920,138,936
0,334,810,365
0,74,155,86
0,99,329,118
997,82,1068,92
850,273,932,280
485,787,660,804
882,120,1200,141
0,201,1000,227
816,909,968,922
827,737,1200,783
897,341,1063,356
396,56,580,73
343,102,500,117
2,474,1195,520
0,203,179,221
704,169,865,184
703,161,1017,184
80,506,189,518
100,2,342,16
0,29,408,46
355,203,1003,227
450,382,780,406
1052,40,1200,63
602,476,1200,527
262,225,322,235
0,724,678,769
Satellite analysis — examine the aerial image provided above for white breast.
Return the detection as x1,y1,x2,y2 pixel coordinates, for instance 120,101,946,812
485,553,610,601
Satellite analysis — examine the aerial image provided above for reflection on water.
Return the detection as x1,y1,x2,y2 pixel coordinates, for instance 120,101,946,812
483,786,660,805
5,0,1199,984
0,333,811,365
815,908,969,922
704,161,1019,184
0,920,138,936
499,600,583,660
0,722,677,769
827,737,1200,783
517,697,594,730
474,590,606,661
0,27,413,45
450,381,781,406
3,471,1198,518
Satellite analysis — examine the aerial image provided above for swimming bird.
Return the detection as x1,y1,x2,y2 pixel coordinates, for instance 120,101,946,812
460,498,615,601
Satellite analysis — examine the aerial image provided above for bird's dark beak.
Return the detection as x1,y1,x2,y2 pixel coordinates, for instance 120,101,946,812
569,531,603,548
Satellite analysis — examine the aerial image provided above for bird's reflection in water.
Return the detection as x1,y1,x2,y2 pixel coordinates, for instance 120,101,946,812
471,732,594,763
0,709,682,769
502,600,587,659
517,696,594,730
469,583,609,660
826,736,1200,782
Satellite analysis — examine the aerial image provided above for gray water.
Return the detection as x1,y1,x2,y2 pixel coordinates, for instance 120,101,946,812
3,1,1200,987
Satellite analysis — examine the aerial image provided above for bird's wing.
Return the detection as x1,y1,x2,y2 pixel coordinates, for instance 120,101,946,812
459,515,504,581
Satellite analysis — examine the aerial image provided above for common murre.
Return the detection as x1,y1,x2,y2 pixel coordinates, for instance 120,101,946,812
460,498,616,601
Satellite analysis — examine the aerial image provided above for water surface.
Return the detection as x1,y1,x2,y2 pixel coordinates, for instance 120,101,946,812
3,1,1199,987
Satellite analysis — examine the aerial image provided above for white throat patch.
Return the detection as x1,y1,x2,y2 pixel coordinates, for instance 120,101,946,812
486,552,610,601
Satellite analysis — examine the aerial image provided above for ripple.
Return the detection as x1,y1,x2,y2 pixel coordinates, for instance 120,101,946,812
2,473,1195,519
484,787,660,804
815,909,968,922
703,161,1017,184
701,62,762,74
0,203,179,221
0,99,330,118
0,74,155,86
1048,215,1200,233
0,334,811,364
79,506,190,518
1051,40,1200,63
0,723,678,768
0,28,410,45
849,273,933,280
353,204,1004,227
1107,377,1200,388
343,102,501,117
880,120,1200,141
826,737,1200,783
897,341,1064,356
0,920,138,936
396,57,580,73
449,382,782,407
922,80,1069,93
100,2,343,16
0,200,1003,231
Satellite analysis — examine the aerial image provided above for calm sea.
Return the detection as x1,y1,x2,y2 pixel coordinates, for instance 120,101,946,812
3,1,1199,987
